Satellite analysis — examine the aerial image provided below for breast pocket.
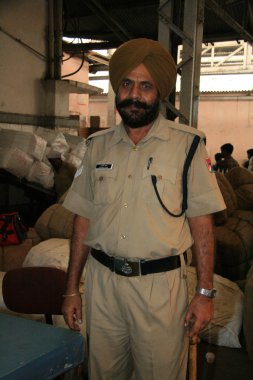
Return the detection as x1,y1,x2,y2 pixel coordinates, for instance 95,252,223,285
142,165,180,208
93,165,119,205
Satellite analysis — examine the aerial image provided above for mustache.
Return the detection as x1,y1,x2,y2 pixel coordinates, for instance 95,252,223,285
116,98,150,110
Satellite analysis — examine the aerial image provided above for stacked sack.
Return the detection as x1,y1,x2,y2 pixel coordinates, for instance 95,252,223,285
0,128,52,187
36,127,87,171
0,127,87,190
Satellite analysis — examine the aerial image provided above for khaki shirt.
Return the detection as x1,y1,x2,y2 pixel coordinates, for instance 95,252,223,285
63,114,226,260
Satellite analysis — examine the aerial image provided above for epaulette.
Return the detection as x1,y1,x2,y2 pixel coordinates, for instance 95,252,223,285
162,119,206,140
86,127,114,146
86,128,114,141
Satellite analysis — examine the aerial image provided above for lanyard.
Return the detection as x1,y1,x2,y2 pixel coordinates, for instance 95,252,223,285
151,135,201,217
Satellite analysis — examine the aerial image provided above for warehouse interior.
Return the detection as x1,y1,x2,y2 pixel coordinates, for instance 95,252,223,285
0,1,253,379
62,0,253,127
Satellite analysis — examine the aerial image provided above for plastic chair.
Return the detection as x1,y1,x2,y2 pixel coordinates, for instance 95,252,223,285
2,266,66,325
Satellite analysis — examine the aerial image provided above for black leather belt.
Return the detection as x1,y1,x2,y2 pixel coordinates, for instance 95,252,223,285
91,248,187,277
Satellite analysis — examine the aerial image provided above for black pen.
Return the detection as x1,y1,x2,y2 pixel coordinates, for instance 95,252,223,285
147,157,153,170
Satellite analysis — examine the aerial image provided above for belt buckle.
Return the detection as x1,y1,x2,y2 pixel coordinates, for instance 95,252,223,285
114,257,140,276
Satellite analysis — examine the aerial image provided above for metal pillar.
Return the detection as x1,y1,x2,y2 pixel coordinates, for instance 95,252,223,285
54,0,63,79
107,49,116,127
158,0,205,128
180,0,204,127
47,0,62,80
158,0,174,118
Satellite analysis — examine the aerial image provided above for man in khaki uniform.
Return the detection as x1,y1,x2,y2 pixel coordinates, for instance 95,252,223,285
62,38,226,380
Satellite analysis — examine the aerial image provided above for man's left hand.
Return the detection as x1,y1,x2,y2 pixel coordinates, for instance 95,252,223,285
184,294,213,338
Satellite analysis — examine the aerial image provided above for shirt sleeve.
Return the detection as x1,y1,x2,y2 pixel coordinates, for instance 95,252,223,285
186,139,226,218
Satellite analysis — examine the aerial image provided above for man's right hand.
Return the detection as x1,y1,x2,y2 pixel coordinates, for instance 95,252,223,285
62,293,82,331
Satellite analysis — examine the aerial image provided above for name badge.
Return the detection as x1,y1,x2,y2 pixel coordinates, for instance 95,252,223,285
96,163,114,170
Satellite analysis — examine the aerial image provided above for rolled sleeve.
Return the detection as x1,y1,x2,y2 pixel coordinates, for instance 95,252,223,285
186,187,226,217
63,189,93,219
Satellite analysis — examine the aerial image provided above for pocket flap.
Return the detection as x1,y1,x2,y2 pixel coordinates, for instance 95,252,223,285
143,165,177,184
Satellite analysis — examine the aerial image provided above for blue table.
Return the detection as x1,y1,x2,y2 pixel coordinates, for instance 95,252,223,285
0,313,85,380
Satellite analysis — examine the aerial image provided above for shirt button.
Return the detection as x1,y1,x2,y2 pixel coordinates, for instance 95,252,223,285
123,203,128,208
99,176,103,181
120,234,126,239
158,175,163,180
132,147,138,151
128,174,132,178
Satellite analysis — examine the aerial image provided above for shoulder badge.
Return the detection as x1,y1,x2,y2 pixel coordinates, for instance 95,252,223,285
86,138,92,147
205,157,212,172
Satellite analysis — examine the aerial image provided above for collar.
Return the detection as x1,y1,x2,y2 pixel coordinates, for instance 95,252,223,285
108,123,128,148
108,113,171,148
142,114,171,143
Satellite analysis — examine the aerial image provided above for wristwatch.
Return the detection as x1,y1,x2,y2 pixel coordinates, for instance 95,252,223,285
196,287,217,298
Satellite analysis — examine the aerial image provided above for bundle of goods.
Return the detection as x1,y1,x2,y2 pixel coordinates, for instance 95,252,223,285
0,128,47,161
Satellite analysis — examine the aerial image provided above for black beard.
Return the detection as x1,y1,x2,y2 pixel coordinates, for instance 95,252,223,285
115,96,160,128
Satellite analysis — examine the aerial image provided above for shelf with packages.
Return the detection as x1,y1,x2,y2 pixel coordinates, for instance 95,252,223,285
0,169,57,227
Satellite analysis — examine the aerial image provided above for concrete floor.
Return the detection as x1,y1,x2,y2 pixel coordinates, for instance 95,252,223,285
197,342,253,380
77,342,253,380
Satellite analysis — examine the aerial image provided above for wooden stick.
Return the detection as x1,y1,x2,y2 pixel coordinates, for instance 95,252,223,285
188,337,198,380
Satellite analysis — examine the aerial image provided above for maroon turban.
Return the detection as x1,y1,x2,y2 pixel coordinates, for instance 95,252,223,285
109,38,177,99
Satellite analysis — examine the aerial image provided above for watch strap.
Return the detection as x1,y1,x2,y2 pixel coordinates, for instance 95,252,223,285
196,287,216,298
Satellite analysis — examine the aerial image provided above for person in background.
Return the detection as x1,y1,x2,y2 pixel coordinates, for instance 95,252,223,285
220,143,239,173
247,149,253,171
212,152,223,172
62,38,226,380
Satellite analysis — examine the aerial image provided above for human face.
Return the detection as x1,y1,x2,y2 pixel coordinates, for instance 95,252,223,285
115,64,160,128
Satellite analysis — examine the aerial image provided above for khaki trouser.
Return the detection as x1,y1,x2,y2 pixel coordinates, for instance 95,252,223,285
85,255,189,380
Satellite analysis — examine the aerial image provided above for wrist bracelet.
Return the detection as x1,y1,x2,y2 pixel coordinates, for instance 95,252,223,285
62,292,80,298
196,287,216,298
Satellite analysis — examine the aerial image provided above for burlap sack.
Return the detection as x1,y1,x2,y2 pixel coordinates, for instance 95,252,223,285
243,262,253,360
215,213,253,281
225,166,253,189
34,203,74,240
225,167,253,210
213,172,236,225
235,184,253,211
215,171,237,215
